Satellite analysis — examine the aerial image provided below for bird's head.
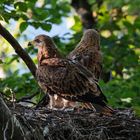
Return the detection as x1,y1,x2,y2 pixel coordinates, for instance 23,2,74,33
82,29,100,49
28,35,61,63
84,29,100,42
28,34,54,49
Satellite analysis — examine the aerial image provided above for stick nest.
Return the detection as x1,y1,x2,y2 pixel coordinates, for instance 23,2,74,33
7,102,140,140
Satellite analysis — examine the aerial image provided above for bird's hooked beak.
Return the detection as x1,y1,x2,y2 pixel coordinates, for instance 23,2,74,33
28,39,44,48
28,40,34,46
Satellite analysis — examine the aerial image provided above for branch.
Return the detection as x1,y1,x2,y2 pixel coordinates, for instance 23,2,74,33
0,94,44,140
0,94,23,139
16,92,39,103
0,23,50,106
0,23,37,78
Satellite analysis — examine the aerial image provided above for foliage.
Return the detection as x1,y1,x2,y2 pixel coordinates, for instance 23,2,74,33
0,0,140,114
101,67,140,108
0,0,70,32
0,71,42,103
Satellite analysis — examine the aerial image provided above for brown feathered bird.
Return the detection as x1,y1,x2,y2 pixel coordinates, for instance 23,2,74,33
29,35,114,115
67,29,102,81
29,36,73,109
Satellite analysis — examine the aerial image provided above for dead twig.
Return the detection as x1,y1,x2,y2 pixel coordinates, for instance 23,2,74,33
16,92,39,103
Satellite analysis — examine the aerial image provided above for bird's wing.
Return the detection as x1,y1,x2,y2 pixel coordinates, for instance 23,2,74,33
68,47,102,80
67,30,102,80
36,58,106,102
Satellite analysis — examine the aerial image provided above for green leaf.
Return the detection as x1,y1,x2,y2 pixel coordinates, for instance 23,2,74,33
60,4,70,13
88,0,96,5
134,18,140,28
41,23,52,31
48,18,61,24
30,22,40,29
36,8,48,16
14,2,27,12
20,22,28,33
71,16,82,32
0,0,4,3
1,13,10,23
0,59,3,64
51,0,57,8
6,55,19,64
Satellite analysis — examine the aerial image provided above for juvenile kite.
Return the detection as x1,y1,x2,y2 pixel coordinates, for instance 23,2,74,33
29,35,114,115
67,29,102,81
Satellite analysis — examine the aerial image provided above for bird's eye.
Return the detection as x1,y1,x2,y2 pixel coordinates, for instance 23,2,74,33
35,39,41,43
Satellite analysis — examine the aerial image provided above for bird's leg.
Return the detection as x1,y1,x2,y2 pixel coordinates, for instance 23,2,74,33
60,98,71,111
62,99,69,109
59,98,77,111
52,95,65,109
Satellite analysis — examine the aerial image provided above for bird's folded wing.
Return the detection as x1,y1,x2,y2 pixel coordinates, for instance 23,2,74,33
36,59,102,98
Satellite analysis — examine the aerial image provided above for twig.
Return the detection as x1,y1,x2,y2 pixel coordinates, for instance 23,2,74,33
0,93,25,139
18,100,37,105
35,94,50,108
0,93,44,139
0,91,12,101
16,92,39,103
0,23,37,78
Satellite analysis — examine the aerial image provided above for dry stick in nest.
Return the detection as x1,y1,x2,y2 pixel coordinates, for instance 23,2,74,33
0,94,44,140
16,92,38,103
0,94,25,140
0,23,46,139
0,23,48,104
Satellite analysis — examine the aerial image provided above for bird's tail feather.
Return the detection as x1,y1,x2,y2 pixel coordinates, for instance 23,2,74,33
93,104,115,116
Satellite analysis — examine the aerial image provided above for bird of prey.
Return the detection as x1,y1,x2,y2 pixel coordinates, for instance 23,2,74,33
67,29,102,81
29,35,114,115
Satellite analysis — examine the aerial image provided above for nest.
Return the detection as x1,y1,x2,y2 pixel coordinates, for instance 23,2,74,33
8,102,140,140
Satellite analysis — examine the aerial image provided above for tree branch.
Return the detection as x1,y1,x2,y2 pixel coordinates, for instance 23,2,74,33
0,23,50,107
71,0,95,29
0,23,37,78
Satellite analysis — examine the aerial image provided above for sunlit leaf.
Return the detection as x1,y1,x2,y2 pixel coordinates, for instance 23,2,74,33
14,2,27,12
20,22,28,33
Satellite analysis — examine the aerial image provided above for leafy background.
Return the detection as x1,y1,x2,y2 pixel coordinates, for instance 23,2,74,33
0,0,140,115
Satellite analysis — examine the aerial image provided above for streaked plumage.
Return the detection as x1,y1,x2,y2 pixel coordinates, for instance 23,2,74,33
67,29,102,81
30,35,114,115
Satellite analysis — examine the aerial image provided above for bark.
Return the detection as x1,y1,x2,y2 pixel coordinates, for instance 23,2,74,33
71,0,103,30
71,0,95,29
